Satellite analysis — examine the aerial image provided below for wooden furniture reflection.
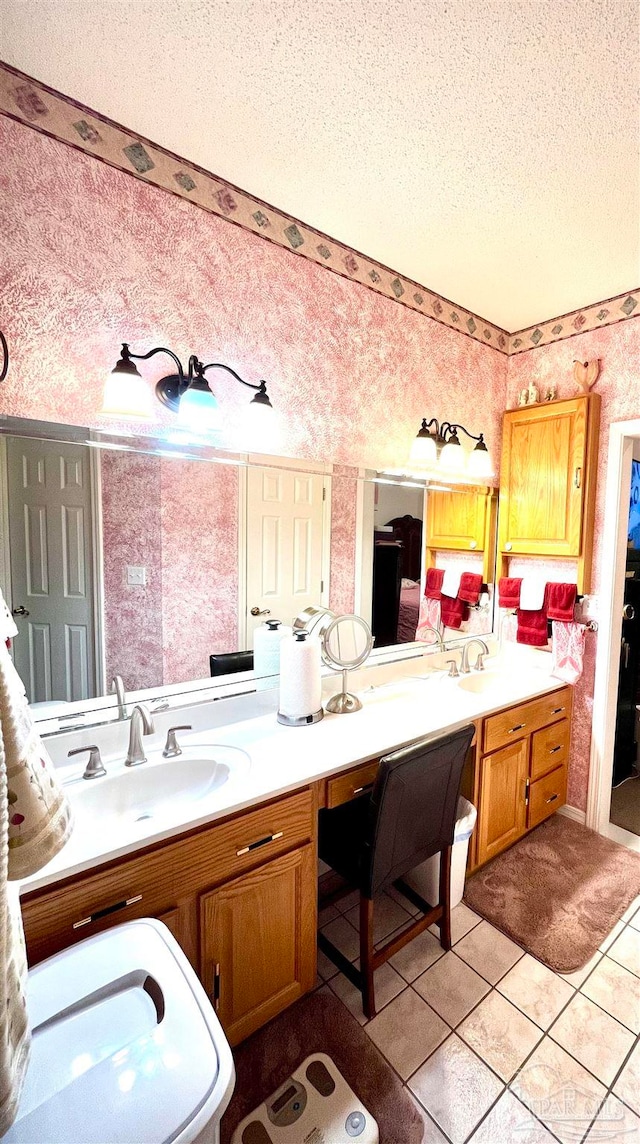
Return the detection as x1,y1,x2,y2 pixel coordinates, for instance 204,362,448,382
426,485,497,584
498,394,600,592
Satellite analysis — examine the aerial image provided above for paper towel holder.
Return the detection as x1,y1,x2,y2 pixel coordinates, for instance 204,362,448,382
323,615,373,715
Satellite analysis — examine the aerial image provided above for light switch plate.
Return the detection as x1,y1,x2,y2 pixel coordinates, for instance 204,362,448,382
127,565,147,587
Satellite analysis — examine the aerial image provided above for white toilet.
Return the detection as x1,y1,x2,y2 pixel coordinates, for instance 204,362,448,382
4,918,235,1144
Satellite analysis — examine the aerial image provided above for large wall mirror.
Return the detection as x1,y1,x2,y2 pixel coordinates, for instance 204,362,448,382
0,416,498,729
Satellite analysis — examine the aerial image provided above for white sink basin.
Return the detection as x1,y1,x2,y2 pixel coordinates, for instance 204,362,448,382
68,744,250,828
457,671,504,694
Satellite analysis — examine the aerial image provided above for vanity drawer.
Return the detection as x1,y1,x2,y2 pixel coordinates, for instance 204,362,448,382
528,764,567,829
531,719,571,781
326,760,380,808
482,688,572,755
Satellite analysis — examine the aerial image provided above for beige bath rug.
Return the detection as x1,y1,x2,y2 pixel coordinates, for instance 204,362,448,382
464,815,640,972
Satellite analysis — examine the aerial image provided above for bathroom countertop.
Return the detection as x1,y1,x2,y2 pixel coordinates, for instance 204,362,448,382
20,657,567,895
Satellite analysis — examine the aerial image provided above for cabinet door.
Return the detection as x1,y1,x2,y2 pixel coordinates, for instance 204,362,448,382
200,844,316,1046
477,740,528,865
499,398,588,557
427,487,488,552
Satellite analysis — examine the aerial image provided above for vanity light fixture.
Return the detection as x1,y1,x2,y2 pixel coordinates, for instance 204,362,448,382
410,418,493,479
103,343,274,427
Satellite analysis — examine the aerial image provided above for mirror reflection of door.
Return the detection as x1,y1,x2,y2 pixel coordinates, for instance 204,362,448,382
245,467,325,644
4,437,99,704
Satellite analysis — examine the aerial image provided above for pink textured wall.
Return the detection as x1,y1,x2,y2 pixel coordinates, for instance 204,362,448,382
0,117,507,474
101,451,164,690
329,465,359,614
100,452,240,688
508,320,640,810
160,458,239,682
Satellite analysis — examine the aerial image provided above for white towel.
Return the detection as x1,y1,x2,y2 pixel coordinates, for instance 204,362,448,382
0,642,73,1134
0,588,18,644
519,577,546,611
441,567,462,599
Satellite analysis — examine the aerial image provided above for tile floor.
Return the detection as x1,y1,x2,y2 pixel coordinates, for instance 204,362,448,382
317,886,640,1144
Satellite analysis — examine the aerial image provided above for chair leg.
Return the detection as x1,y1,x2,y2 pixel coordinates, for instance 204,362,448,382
439,845,452,950
360,895,376,1019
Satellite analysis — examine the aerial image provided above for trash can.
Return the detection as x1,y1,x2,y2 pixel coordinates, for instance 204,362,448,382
404,797,477,908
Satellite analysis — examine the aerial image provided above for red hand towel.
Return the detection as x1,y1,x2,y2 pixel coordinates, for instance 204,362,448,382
517,584,550,647
547,582,577,622
498,577,522,608
458,572,483,605
425,567,445,600
441,594,470,629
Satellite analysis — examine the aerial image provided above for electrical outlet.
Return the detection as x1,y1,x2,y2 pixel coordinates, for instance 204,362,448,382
127,565,147,587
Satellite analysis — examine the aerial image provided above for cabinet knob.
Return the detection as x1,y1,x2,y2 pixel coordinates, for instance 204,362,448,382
505,542,513,552
469,540,477,549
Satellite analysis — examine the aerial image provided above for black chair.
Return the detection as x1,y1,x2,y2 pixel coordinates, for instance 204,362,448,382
209,651,254,677
318,723,475,1018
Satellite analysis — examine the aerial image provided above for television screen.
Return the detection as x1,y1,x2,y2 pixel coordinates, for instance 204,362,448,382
629,460,640,544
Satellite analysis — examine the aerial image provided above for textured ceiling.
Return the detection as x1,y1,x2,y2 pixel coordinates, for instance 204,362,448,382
2,0,639,330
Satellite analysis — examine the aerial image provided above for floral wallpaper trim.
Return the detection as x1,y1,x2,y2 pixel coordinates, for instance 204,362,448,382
508,289,640,354
0,61,509,356
2,62,637,359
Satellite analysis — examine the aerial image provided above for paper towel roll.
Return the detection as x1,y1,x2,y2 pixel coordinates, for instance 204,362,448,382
253,619,292,678
278,631,323,725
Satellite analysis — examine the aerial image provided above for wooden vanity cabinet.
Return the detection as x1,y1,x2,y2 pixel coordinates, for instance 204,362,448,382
473,686,573,868
21,787,317,1047
498,394,600,592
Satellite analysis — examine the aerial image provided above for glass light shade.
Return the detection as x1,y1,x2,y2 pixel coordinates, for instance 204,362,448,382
440,439,465,471
242,395,279,449
409,431,437,466
101,372,153,419
467,442,494,478
177,384,220,431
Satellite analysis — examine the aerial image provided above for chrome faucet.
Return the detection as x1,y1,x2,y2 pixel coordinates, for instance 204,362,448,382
125,704,154,767
111,674,127,720
420,624,446,652
461,638,490,674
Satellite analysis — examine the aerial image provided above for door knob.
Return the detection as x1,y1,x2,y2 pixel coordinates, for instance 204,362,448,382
250,607,271,617
623,604,636,621
12,605,29,617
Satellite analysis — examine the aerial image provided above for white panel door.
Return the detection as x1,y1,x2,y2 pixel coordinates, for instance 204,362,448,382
6,437,96,703
246,467,325,644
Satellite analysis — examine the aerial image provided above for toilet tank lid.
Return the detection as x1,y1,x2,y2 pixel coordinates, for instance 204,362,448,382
5,918,235,1144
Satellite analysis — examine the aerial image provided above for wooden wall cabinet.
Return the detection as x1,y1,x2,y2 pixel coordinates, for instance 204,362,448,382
21,788,317,1047
498,394,600,592
426,486,497,584
472,686,573,869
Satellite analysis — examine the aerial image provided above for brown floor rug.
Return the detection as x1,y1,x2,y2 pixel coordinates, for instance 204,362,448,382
464,815,640,972
221,988,424,1144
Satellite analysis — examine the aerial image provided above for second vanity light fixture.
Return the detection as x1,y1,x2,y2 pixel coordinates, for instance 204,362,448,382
102,342,274,428
410,418,493,479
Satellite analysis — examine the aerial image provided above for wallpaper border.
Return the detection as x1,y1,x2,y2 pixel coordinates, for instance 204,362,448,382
0,61,509,353
1,60,638,358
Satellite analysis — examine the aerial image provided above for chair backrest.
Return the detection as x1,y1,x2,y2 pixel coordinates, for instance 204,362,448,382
362,723,475,898
210,651,254,677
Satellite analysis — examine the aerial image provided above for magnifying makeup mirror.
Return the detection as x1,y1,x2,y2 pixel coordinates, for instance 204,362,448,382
322,614,374,714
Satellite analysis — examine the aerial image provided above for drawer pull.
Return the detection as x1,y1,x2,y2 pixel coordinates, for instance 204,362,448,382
353,783,374,795
545,793,559,804
552,707,565,714
508,723,525,734
73,894,142,930
549,745,562,754
212,962,221,1012
236,830,283,857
